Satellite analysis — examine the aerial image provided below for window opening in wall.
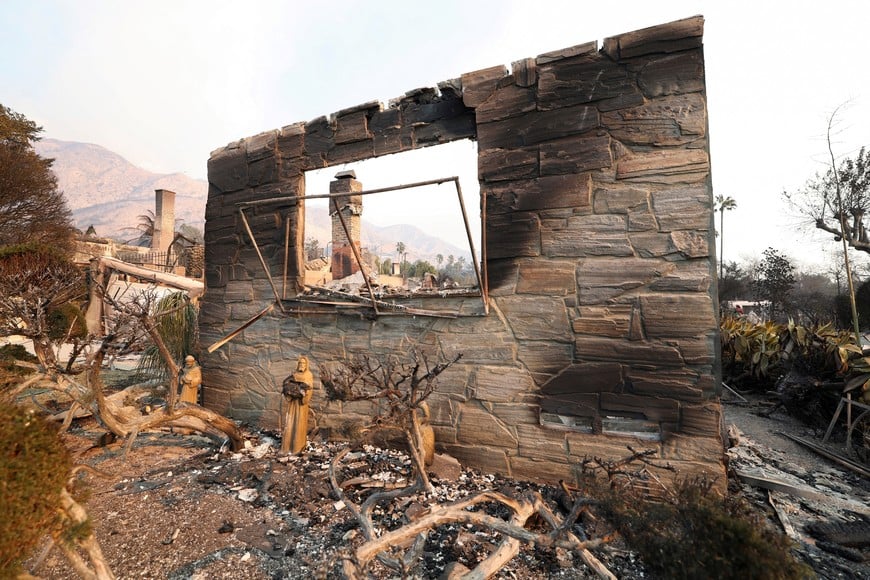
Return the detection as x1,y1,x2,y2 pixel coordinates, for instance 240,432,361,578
539,412,662,442
299,140,484,316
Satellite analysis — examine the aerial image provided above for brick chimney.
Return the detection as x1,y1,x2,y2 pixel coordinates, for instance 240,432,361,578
329,171,362,280
152,189,176,253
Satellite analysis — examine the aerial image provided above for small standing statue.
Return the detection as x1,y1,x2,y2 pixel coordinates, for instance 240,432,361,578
281,355,314,453
418,401,435,466
179,355,202,404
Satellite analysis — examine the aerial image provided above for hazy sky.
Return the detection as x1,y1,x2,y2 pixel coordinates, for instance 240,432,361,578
2,0,869,270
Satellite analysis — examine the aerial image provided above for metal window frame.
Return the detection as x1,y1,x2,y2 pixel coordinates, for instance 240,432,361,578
237,176,488,316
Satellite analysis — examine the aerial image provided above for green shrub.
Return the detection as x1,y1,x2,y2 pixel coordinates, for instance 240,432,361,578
720,316,857,390
591,479,813,579
0,404,72,575
46,301,87,342
136,291,198,381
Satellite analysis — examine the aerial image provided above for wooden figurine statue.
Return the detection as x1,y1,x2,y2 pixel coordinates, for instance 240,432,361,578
418,401,435,466
281,355,314,453
179,355,202,404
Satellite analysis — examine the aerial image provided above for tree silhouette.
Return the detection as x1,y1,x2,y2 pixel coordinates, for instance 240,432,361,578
751,247,795,321
715,194,737,282
0,104,75,251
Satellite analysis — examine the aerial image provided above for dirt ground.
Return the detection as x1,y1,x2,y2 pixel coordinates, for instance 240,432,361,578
21,387,870,579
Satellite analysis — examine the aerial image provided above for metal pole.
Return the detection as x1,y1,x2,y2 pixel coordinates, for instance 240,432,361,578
237,177,460,209
238,208,285,313
331,198,379,316
453,178,488,314
283,213,291,300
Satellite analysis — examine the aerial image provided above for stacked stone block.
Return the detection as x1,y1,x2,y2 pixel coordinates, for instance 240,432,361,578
201,16,723,485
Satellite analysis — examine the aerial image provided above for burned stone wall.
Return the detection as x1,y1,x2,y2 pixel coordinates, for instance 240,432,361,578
201,16,724,484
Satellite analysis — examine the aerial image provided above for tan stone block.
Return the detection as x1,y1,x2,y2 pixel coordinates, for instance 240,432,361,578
638,51,705,98
478,147,539,184
537,52,632,110
628,208,659,231
566,432,660,460
333,110,371,144
490,403,538,427
593,184,650,214
432,425,458,445
640,294,715,338
475,83,536,124
473,365,536,402
601,93,706,146
438,335,516,364
602,16,703,60
661,433,723,462
600,392,680,422
575,336,684,367
539,134,612,176
478,104,600,150
245,130,278,161
516,260,576,295
577,257,674,305
516,341,573,377
543,214,632,258
510,456,576,484
461,65,508,108
208,143,248,194
487,173,592,213
627,368,704,402
496,295,572,341
485,212,541,260
572,304,632,338
676,335,717,365
669,231,709,258
536,41,597,64
278,123,305,159
447,314,511,335
540,393,600,419
442,444,511,476
649,260,711,292
616,148,709,183
516,423,569,462
427,394,458,425
456,404,518,448
680,402,722,436
541,363,624,395
511,57,537,87
326,139,374,166
223,280,254,303
630,232,675,258
428,365,471,400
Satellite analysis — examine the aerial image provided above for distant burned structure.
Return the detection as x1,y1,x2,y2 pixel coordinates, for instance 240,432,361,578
328,170,363,281
200,16,723,484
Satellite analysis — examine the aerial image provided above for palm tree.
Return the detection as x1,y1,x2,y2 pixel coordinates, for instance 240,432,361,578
396,241,407,275
715,195,737,281
123,210,156,245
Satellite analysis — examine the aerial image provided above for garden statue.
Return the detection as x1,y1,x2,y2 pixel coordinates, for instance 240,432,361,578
418,401,435,466
282,355,314,453
179,355,202,404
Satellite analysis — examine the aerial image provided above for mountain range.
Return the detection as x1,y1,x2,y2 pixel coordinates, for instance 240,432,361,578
36,138,469,261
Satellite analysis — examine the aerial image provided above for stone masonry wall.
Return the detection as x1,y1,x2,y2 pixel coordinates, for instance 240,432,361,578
200,16,724,485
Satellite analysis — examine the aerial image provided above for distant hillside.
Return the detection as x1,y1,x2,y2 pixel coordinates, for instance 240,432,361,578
34,138,208,240
305,209,470,264
35,138,470,261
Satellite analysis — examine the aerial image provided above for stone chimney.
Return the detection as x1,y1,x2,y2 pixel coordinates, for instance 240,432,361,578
152,189,176,253
329,171,362,280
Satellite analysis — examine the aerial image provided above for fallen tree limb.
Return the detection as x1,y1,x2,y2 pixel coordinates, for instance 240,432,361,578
330,446,615,579
56,488,115,580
